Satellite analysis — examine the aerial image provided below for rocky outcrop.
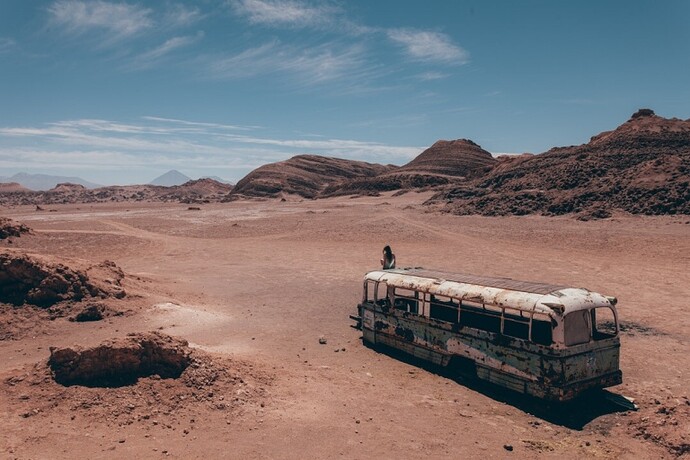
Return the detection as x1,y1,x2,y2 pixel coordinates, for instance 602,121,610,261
230,154,395,199
0,253,125,307
0,218,32,239
431,110,690,216
48,332,192,387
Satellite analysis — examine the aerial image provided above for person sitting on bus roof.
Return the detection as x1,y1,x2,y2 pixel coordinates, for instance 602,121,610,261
381,245,396,269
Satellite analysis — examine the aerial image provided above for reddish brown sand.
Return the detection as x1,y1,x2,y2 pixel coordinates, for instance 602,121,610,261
1,192,689,459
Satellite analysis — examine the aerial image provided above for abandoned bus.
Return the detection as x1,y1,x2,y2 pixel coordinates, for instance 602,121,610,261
352,268,622,401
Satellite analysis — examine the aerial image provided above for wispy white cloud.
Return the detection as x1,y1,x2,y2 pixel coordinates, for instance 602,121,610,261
387,29,469,65
0,117,420,182
417,71,450,81
229,0,337,28
142,116,260,131
0,37,16,53
127,32,204,69
206,41,369,85
164,4,204,27
48,0,153,41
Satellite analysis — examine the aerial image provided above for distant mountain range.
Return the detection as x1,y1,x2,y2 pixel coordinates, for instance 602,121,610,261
0,170,233,190
2,109,688,217
0,172,101,191
149,170,192,186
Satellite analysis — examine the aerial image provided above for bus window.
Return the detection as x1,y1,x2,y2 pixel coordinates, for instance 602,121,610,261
564,310,591,346
365,281,377,302
460,301,502,334
394,288,418,314
530,312,553,346
592,307,618,340
430,295,459,323
502,307,529,340
375,282,389,307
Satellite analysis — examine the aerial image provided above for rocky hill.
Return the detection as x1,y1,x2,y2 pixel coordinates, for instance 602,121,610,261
229,154,394,199
0,179,232,206
429,109,690,217
397,139,497,177
322,139,496,196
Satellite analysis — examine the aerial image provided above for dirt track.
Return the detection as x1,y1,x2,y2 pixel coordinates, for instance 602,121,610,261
1,193,689,459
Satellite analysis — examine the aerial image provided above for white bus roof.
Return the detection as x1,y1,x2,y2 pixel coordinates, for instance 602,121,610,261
364,268,617,317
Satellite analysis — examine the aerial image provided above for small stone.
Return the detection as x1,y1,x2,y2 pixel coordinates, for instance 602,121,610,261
503,444,513,452
319,337,327,345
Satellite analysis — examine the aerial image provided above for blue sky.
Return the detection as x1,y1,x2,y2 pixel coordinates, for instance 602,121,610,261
1,0,689,185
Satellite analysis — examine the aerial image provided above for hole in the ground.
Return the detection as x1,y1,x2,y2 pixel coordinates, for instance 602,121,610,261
48,332,192,387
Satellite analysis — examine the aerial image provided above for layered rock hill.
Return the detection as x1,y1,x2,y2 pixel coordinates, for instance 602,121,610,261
397,139,497,177
229,154,395,199
323,139,496,196
429,109,690,217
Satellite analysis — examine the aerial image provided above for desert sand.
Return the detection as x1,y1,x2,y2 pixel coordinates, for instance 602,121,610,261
1,192,689,459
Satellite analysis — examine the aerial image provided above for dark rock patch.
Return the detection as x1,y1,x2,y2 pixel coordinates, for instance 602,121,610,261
0,253,125,307
0,218,32,240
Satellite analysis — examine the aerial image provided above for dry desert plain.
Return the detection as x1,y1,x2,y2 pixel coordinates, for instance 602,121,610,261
1,191,689,459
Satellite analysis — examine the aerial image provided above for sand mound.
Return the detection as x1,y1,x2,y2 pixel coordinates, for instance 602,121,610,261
0,252,125,307
0,218,32,239
49,332,192,387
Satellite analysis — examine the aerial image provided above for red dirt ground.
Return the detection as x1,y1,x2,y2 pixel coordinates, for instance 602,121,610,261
1,193,689,459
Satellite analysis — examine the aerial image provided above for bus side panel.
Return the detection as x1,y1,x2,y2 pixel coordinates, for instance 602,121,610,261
561,339,622,388
361,304,453,365
358,304,619,401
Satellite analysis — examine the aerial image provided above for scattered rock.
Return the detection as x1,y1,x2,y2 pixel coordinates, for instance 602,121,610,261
318,336,327,345
71,303,104,322
0,218,32,240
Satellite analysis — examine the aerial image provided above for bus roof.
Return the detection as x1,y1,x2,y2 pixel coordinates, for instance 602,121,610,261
365,268,617,317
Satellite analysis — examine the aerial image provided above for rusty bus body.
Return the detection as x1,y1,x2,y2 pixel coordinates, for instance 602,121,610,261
354,268,622,401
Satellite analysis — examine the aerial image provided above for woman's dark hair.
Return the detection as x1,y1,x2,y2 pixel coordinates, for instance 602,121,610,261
383,245,392,257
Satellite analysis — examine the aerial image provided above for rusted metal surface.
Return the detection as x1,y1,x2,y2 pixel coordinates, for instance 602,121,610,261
365,268,617,317
356,268,622,401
